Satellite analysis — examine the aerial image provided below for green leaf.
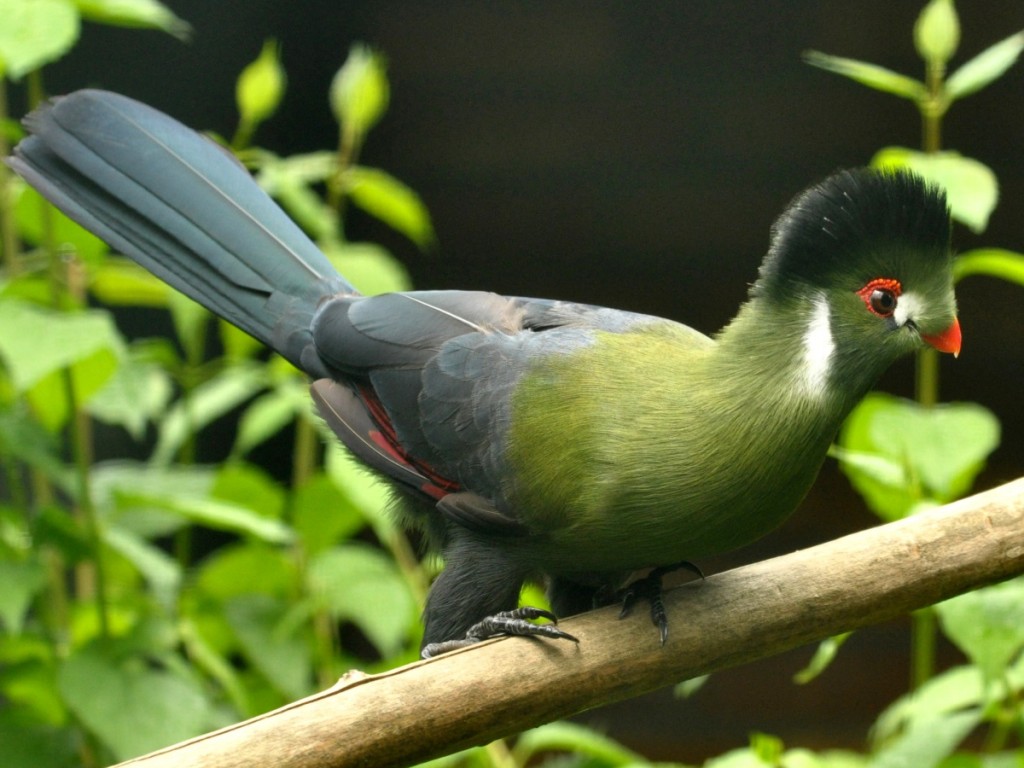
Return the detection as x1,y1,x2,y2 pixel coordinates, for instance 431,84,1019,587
0,0,79,80
0,559,47,635
344,166,436,250
196,542,293,602
220,318,264,361
176,615,252,718
58,640,213,761
254,151,338,239
0,634,65,724
102,526,181,609
152,363,268,465
513,722,644,766
0,300,124,431
306,543,416,657
321,240,413,295
0,300,123,394
90,257,172,307
871,148,998,234
92,461,214,535
803,51,926,101
0,405,68,488
837,394,1000,521
936,577,1024,681
674,674,710,699
939,755,1024,768
323,441,394,531
87,346,173,439
793,632,851,684
0,710,78,768
330,44,389,138
914,0,960,66
167,291,210,364
236,39,286,133
946,31,1024,100
73,0,191,40
292,473,365,554
954,248,1024,287
869,710,980,768
225,594,311,699
211,462,286,521
785,749,869,768
705,747,773,768
828,447,910,503
231,384,305,457
872,665,985,743
117,490,293,544
15,185,107,264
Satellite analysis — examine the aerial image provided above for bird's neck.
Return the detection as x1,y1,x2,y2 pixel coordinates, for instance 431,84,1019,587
711,294,879,417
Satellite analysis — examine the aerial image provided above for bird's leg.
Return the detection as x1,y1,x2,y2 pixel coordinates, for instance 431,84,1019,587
618,561,705,645
421,607,579,658
420,532,579,658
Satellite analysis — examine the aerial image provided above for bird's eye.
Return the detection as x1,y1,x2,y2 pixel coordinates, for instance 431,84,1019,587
869,288,897,317
857,278,902,318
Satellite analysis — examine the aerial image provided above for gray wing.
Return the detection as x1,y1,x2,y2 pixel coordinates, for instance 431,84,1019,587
308,290,685,531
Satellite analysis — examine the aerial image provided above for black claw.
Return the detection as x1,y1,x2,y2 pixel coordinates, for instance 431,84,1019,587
421,606,578,658
618,560,704,645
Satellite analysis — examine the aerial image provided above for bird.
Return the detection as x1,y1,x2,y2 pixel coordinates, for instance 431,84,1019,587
9,89,961,658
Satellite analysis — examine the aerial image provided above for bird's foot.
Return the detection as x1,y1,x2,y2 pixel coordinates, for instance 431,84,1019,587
421,606,579,658
618,561,705,645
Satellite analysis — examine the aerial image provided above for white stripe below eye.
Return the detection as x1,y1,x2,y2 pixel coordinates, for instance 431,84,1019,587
801,295,834,397
893,291,921,329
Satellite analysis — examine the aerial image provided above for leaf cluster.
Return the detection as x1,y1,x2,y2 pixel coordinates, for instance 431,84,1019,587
791,3,1024,767
0,11,437,766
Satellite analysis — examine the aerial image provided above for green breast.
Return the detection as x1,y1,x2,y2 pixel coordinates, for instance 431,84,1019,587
503,320,843,575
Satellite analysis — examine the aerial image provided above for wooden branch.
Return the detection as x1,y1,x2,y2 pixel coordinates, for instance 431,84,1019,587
114,477,1024,768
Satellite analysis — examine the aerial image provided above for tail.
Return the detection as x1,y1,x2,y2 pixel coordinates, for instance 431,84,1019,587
8,89,352,371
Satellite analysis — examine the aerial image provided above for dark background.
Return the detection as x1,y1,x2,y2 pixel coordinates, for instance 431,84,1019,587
22,1,1024,761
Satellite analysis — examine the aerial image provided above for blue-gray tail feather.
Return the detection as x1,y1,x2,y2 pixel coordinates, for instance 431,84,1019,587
9,89,350,370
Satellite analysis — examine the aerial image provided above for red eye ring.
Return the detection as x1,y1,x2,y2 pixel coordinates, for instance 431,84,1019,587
857,278,902,318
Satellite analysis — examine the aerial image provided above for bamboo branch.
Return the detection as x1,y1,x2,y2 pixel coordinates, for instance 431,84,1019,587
114,476,1024,768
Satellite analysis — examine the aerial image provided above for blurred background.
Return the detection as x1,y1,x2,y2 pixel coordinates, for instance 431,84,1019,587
14,1,1023,761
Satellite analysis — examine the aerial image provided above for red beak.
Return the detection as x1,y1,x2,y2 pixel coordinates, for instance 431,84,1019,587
922,317,961,358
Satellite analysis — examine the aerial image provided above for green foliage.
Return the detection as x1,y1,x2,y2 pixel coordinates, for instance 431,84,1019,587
233,39,285,149
0,19,436,767
800,3,1024,767
871,148,997,233
835,394,999,522
330,43,390,142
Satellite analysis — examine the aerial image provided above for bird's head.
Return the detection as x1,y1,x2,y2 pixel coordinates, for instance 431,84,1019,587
751,168,959,391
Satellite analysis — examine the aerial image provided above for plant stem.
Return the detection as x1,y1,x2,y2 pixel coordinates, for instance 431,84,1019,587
910,608,936,690
921,60,945,154
485,739,517,768
62,252,112,638
290,409,318,492
31,468,72,653
0,78,21,273
327,123,360,229
915,347,940,407
65,366,110,638
908,54,947,691
290,410,340,686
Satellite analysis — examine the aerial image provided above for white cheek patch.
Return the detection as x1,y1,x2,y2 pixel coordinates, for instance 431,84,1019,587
894,290,922,329
800,294,835,398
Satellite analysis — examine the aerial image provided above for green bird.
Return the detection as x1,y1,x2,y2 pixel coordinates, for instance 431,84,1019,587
10,90,961,657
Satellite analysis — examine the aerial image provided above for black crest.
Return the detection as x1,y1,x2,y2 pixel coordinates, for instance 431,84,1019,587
756,168,951,294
